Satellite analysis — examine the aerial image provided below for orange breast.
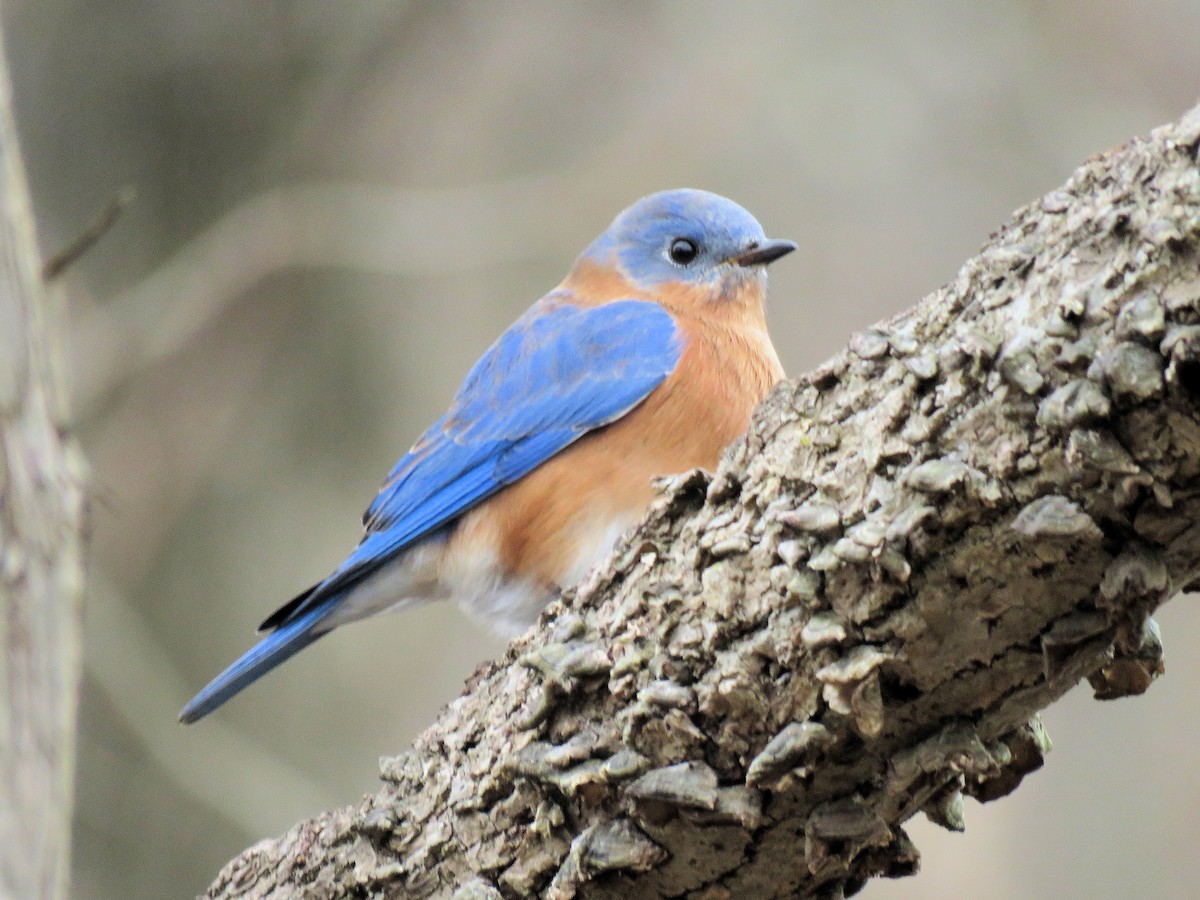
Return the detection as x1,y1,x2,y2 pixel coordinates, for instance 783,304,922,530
447,304,784,589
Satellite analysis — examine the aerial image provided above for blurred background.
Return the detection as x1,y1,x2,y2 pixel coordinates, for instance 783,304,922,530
4,1,1198,897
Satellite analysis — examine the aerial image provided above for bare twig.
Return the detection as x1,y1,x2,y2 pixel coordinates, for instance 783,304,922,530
0,15,88,900
70,175,597,418
41,186,135,281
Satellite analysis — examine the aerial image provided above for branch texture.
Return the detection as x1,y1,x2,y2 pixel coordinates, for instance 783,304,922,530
0,18,88,900
207,104,1200,899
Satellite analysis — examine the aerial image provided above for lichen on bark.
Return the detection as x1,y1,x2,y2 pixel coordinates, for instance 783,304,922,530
0,21,88,900
206,103,1200,899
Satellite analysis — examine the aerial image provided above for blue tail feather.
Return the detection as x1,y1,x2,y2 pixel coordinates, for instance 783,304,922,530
179,599,337,724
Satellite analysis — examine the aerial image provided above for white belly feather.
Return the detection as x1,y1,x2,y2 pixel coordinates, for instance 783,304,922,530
322,512,637,638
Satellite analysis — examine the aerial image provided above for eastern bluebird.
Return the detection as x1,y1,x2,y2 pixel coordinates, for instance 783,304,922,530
180,189,794,723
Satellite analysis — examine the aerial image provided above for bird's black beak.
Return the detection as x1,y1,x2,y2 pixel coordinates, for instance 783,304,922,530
731,239,798,268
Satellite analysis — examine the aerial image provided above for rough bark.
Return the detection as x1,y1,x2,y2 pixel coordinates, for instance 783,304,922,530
0,19,88,900
207,104,1200,899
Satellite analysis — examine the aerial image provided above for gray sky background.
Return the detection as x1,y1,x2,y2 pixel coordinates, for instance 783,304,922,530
7,2,1198,897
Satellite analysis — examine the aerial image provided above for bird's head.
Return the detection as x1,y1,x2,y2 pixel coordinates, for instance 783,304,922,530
577,189,796,307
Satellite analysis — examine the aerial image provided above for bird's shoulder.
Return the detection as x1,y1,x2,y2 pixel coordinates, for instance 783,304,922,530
359,288,684,533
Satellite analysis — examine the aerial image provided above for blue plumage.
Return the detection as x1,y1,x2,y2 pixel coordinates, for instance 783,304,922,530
177,595,338,723
179,298,681,723
581,188,770,287
181,188,795,724
348,298,682,591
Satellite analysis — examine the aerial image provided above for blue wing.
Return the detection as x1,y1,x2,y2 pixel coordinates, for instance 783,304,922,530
179,297,681,722
322,295,681,605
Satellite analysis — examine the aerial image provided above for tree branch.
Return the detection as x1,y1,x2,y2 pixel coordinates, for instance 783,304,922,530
206,103,1200,899
0,15,88,900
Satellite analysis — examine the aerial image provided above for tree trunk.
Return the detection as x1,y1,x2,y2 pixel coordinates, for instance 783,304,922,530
206,104,1200,898
0,19,88,900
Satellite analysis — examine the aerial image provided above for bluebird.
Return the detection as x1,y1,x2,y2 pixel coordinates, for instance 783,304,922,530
180,189,794,723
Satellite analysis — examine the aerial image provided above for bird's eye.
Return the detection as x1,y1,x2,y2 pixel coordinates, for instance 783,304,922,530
668,238,699,266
